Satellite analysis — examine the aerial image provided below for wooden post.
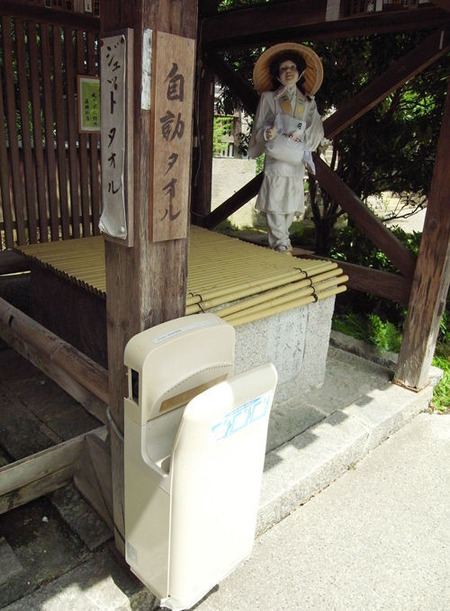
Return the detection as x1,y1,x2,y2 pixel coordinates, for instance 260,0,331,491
100,0,198,553
191,54,215,222
394,80,450,389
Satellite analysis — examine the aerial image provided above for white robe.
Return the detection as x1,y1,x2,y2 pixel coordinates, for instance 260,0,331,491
248,87,324,215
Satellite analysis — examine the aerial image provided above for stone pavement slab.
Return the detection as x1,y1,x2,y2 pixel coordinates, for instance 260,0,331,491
265,343,393,454
51,486,112,552
0,538,23,586
0,497,91,608
3,547,158,611
0,349,101,461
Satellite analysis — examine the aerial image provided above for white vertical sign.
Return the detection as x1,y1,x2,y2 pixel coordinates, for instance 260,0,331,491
100,34,128,240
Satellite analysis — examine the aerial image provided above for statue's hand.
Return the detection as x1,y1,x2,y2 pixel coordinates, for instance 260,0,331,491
265,126,276,141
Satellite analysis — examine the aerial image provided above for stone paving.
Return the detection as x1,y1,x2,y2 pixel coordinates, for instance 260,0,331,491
0,345,112,609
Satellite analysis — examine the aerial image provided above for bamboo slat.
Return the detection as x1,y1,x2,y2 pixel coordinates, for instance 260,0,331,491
16,227,348,325
222,294,316,327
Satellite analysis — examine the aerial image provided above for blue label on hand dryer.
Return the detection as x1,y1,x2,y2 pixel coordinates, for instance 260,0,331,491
210,392,271,443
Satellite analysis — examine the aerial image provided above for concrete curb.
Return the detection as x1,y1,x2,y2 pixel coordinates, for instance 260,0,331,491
329,329,399,369
256,380,433,536
329,330,443,388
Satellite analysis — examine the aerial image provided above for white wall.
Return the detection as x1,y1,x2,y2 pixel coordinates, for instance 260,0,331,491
212,158,262,229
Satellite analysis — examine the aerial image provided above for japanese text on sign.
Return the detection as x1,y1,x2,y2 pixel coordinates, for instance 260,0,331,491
159,64,185,223
77,76,100,132
99,34,128,240
151,32,195,242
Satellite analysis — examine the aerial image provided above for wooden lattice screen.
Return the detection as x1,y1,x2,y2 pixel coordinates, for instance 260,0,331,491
0,15,100,250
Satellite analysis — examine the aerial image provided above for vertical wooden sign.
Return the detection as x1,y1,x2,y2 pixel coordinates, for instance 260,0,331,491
99,29,134,246
150,32,196,242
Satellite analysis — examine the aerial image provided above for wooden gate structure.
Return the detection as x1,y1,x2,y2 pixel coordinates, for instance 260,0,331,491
0,0,449,554
0,6,101,261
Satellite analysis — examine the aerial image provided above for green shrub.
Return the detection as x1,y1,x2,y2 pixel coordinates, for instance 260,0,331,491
332,311,367,342
432,353,449,412
367,314,402,354
329,225,422,327
333,312,401,354
332,310,449,412
330,225,421,270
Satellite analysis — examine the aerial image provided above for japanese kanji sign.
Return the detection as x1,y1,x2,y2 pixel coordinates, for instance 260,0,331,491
77,75,100,133
99,30,134,246
150,32,195,242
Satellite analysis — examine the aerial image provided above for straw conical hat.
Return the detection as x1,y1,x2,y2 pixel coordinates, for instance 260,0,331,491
253,42,323,96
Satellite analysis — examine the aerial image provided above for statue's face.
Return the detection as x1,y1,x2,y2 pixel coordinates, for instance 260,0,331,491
278,60,299,87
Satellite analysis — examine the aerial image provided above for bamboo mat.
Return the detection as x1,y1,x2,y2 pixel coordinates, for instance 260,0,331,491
16,226,348,326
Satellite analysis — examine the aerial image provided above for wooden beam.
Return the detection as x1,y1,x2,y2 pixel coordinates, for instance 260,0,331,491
331,261,411,305
0,427,106,515
324,29,450,139
201,2,449,49
198,0,221,17
300,8,450,43
191,57,216,221
201,0,325,49
0,251,30,274
0,297,108,423
430,1,450,13
395,80,450,389
0,1,99,29
291,251,412,305
195,52,258,221
314,156,416,279
3,17,26,245
101,0,198,554
205,52,259,116
74,430,113,531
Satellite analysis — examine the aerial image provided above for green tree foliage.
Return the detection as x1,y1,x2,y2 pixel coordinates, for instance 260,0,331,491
329,225,417,326
310,33,449,254
319,34,447,192
218,0,270,11
213,116,234,156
